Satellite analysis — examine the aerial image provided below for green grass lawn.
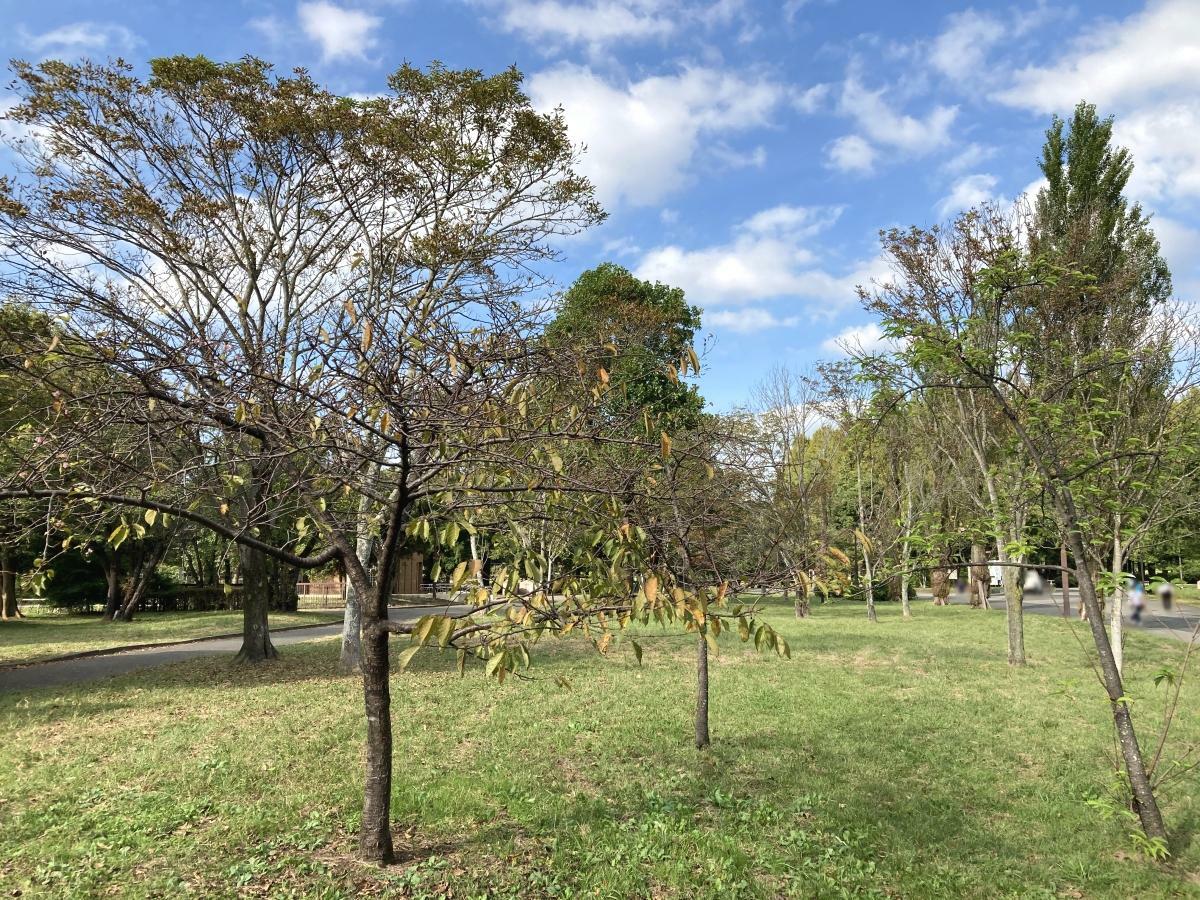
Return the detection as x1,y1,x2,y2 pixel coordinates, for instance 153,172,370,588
2,599,1199,898
0,609,341,667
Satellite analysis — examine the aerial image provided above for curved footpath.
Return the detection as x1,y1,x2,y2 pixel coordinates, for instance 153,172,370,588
0,604,470,692
943,588,1200,643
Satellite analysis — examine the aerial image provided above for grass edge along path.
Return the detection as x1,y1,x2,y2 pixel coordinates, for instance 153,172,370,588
0,609,342,667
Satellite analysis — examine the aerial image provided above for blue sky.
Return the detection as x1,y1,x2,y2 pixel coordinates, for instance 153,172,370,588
5,0,1200,409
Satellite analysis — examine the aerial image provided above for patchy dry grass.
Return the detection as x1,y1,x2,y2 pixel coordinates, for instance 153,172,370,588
0,609,341,666
2,600,1200,897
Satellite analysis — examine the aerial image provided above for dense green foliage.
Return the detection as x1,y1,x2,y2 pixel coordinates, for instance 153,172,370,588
549,263,704,429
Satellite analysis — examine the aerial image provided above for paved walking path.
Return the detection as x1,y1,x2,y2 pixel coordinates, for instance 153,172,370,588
939,588,1200,643
0,604,470,692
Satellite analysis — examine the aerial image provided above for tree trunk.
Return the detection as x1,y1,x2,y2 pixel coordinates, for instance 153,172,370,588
1060,542,1071,617
0,548,19,620
931,566,950,606
114,557,150,622
970,543,990,609
695,631,710,750
235,546,278,663
1063,510,1166,841
1111,525,1126,677
900,469,913,619
341,574,365,674
855,458,877,623
1001,546,1025,666
268,557,300,612
101,553,122,621
358,568,394,863
341,488,378,673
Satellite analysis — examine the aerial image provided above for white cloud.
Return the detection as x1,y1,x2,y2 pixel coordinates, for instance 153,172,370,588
1113,101,1200,201
995,0,1200,203
1153,215,1200,271
1151,214,1200,299
824,70,957,175
298,1,382,62
18,22,140,57
491,1,674,47
839,72,958,155
930,9,1005,81
936,173,1003,218
997,0,1200,112
711,143,767,169
707,308,799,333
942,142,996,175
601,235,641,257
249,15,288,45
791,83,830,114
635,203,886,319
826,134,875,175
482,0,758,50
821,322,896,355
528,64,784,206
740,204,842,237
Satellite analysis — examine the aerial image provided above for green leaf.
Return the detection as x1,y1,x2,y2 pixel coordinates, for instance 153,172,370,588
630,640,643,666
413,615,437,646
704,630,719,657
485,651,506,679
1152,668,1176,688
436,616,455,648
396,645,421,672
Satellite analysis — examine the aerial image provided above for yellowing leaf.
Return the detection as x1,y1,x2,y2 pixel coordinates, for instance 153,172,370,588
644,575,659,605
396,645,421,672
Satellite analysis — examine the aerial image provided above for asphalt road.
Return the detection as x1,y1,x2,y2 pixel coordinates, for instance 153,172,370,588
941,587,1200,643
0,604,470,692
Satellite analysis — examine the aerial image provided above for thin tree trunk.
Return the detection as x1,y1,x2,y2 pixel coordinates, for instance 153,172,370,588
1000,543,1025,666
1111,523,1125,677
101,553,122,621
969,543,989,609
931,564,950,606
1060,542,1071,617
0,548,19,620
855,457,877,623
268,557,300,612
359,577,393,863
235,545,278,663
900,472,913,619
341,574,365,674
342,476,378,672
114,549,158,622
695,630,710,750
1065,518,1166,840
